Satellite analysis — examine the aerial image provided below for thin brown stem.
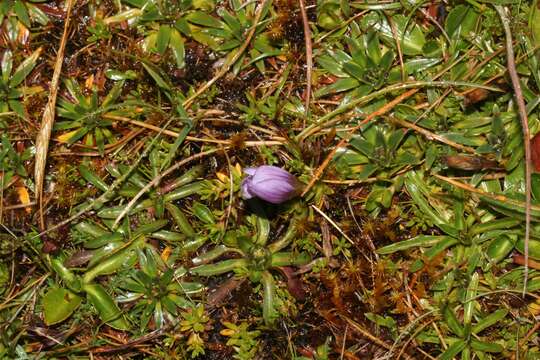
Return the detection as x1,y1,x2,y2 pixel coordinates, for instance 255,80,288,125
34,0,74,230
298,0,312,123
495,5,531,294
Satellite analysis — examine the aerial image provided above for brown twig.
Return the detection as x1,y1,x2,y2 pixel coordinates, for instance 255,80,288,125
388,116,476,154
34,0,74,231
433,174,540,213
2,201,37,211
298,0,312,123
103,114,285,146
386,13,406,82
495,5,531,294
92,329,166,354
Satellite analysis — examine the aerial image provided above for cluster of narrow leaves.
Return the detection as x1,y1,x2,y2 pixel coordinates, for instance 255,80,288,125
1,0,540,359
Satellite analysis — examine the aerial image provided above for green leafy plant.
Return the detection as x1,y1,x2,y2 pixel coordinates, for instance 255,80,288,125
0,134,33,189
180,304,210,358
44,220,173,329
118,266,204,331
377,171,526,272
424,274,507,359
220,321,261,360
0,48,42,117
333,122,422,215
190,207,310,325
0,0,49,28
316,19,436,97
86,18,112,43
78,160,218,252
55,79,130,155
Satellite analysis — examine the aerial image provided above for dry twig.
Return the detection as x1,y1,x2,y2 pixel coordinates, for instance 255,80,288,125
298,0,312,123
495,5,531,294
34,0,75,230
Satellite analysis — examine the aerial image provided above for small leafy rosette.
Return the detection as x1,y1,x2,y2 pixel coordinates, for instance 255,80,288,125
241,165,301,204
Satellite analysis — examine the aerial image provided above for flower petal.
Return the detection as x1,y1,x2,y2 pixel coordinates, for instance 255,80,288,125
244,167,257,176
241,177,255,199
251,166,295,185
249,179,297,203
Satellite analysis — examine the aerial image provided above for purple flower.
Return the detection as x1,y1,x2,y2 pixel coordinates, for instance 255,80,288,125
241,165,301,204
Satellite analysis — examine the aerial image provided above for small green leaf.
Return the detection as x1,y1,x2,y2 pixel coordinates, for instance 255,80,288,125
315,78,360,97
439,339,466,360
470,339,503,353
13,0,30,27
43,287,82,325
156,25,171,55
261,271,277,325
472,309,508,334
186,11,224,28
446,5,479,39
10,47,41,87
1,50,12,83
170,29,185,68
142,62,172,91
377,235,451,254
365,13,426,55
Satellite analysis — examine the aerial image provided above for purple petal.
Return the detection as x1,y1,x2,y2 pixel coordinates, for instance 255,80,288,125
251,166,295,184
244,167,257,176
250,181,297,203
241,177,255,199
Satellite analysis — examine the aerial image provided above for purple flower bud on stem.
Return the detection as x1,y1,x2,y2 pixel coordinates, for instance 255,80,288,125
241,165,301,204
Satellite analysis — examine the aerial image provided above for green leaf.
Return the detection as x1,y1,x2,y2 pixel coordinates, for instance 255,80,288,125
443,305,465,337
27,3,50,26
13,0,30,27
531,0,540,48
43,287,82,325
186,11,224,28
405,173,447,225
464,273,479,325
156,25,171,55
105,69,138,81
83,283,130,330
515,237,540,260
365,13,426,55
170,29,185,68
439,339,466,360
261,271,277,325
10,47,41,87
190,259,248,276
445,5,479,39
8,100,25,118
377,235,451,254
472,309,508,334
142,62,172,91
1,50,12,83
470,339,503,353
315,78,360,97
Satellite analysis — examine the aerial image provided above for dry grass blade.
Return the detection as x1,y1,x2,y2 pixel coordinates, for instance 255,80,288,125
298,0,312,123
34,0,75,230
495,5,532,294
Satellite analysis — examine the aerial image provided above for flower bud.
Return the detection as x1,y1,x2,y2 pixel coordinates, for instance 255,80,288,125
241,166,301,204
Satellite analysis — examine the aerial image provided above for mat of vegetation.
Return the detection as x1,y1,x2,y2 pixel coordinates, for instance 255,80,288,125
1,0,540,358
